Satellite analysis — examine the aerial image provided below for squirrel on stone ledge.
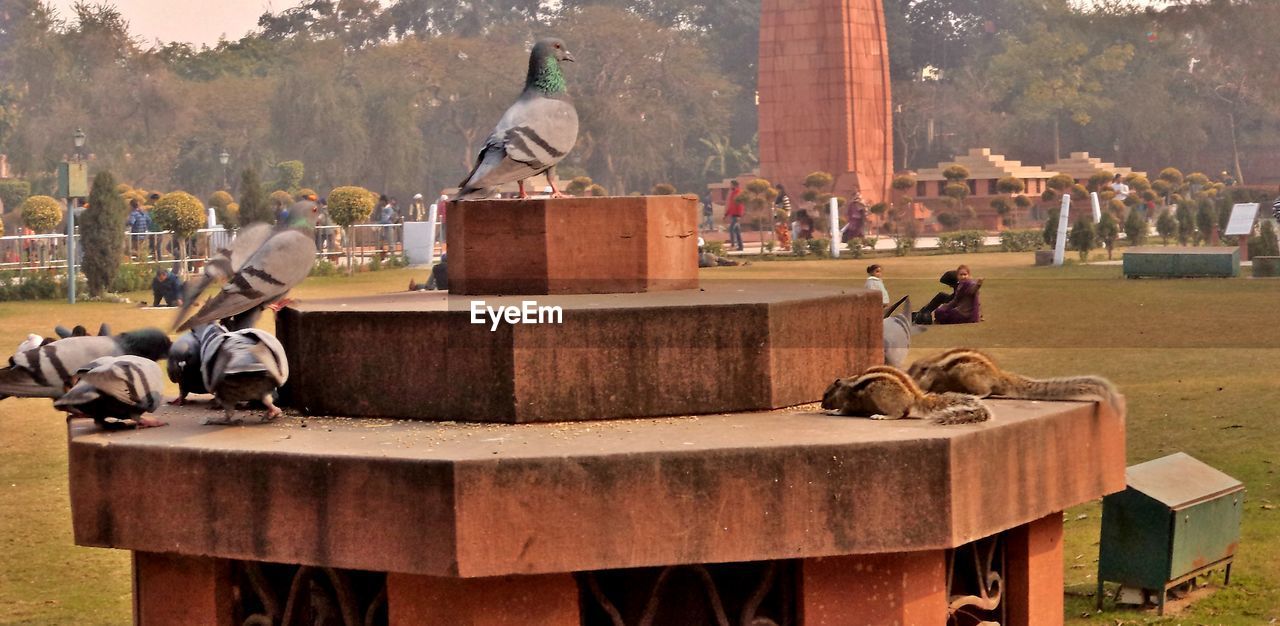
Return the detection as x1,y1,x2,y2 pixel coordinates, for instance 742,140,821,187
907,348,1121,412
821,365,991,425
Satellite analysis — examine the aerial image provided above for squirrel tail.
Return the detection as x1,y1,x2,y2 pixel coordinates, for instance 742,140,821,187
923,392,992,425
1011,375,1121,410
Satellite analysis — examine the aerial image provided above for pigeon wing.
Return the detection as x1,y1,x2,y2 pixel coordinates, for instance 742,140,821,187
456,96,578,198
177,231,316,332
66,356,165,412
2,337,121,398
175,222,274,325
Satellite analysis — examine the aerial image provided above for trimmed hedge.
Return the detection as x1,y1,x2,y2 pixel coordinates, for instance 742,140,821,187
937,230,985,254
999,229,1045,252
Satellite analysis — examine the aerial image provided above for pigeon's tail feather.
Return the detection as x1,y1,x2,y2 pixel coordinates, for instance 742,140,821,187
0,367,60,399
53,384,102,409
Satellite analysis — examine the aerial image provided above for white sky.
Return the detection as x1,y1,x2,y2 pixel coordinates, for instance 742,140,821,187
43,0,1177,48
43,0,312,47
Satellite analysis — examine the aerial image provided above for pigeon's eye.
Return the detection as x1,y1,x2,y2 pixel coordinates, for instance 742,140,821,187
554,43,561,49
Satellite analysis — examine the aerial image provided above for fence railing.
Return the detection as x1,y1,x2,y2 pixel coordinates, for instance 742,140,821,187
0,223,405,273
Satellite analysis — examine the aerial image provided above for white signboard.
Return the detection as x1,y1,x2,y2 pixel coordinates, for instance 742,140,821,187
1224,203,1259,237
1090,192,1102,224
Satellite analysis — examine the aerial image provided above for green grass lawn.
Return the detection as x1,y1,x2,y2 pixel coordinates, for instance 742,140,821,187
2,255,1278,624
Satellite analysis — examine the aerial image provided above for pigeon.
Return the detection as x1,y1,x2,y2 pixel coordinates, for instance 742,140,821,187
53,356,166,429
453,38,578,200
0,329,171,400
198,326,289,425
882,296,925,369
175,202,318,332
166,326,217,405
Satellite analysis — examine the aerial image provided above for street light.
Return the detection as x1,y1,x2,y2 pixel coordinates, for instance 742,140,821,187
73,128,86,160
219,149,230,189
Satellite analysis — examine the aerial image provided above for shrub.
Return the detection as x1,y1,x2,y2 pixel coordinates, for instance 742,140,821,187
891,175,916,191
1194,201,1216,245
704,240,724,256
938,230,985,254
0,271,72,301
651,183,677,195
1000,229,1044,252
935,211,961,229
1158,167,1184,188
1155,210,1177,245
1047,174,1075,192
1125,174,1151,192
802,171,833,203
1043,209,1060,246
588,184,607,197
1069,184,1088,201
566,176,593,196
893,233,916,256
1249,221,1279,258
82,171,128,297
207,190,233,211
328,186,375,227
1014,195,1032,209
1186,172,1209,188
1124,209,1147,246
268,190,294,213
238,168,271,225
1087,171,1114,192
20,195,63,233
1174,202,1194,245
941,164,969,182
110,262,152,293
1069,217,1096,261
1097,212,1120,258
1040,189,1057,202
151,192,204,238
0,179,31,212
942,183,969,200
310,258,339,277
996,176,1025,194
806,237,831,258
296,188,317,201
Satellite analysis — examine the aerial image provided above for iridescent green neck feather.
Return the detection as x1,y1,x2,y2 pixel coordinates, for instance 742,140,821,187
528,56,567,95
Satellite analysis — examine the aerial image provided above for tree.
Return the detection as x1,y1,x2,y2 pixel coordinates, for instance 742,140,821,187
1156,209,1177,246
238,169,271,225
1175,202,1194,246
1043,208,1059,248
151,192,204,275
274,161,305,193
327,185,375,272
738,178,778,245
1096,211,1119,260
1123,208,1147,247
81,171,127,296
1194,201,1216,246
1069,217,1096,261
988,23,1133,159
20,195,61,233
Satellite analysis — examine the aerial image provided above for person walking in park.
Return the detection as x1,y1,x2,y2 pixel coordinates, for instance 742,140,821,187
408,194,426,222
725,180,745,251
841,190,866,243
127,199,151,259
701,191,715,232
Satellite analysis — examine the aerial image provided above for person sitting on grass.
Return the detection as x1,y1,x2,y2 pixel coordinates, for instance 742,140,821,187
151,268,184,308
933,264,982,325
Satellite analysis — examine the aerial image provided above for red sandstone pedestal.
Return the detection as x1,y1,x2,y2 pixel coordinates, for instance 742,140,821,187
448,196,699,295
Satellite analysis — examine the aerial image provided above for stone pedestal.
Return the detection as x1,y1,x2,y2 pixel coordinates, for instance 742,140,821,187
277,282,882,422
448,196,698,295
1123,246,1240,278
133,553,232,626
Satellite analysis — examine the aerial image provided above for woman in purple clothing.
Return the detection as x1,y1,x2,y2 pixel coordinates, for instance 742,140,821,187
933,264,982,324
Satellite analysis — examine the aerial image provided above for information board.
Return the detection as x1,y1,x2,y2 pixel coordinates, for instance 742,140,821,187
1224,203,1259,236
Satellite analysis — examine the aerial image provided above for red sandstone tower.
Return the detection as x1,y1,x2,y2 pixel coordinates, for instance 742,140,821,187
758,0,893,204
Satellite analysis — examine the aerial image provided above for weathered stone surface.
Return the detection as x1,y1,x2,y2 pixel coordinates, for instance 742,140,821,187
388,572,580,625
758,0,892,204
133,553,233,626
277,282,882,422
447,195,698,295
1005,513,1066,626
799,552,947,625
69,398,1124,578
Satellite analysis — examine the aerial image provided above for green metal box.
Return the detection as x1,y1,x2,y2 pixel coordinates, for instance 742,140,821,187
1122,247,1240,278
1097,453,1243,614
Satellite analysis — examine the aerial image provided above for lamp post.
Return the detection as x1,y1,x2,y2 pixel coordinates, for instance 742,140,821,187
219,149,230,190
67,128,86,304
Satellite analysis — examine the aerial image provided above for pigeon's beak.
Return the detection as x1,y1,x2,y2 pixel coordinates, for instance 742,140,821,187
562,50,576,63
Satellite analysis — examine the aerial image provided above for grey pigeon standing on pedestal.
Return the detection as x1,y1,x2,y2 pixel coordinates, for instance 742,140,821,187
175,202,318,332
166,326,218,405
54,356,167,429
198,326,289,425
453,38,578,200
0,329,171,400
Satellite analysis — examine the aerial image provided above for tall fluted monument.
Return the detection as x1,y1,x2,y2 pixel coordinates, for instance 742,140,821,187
759,0,893,203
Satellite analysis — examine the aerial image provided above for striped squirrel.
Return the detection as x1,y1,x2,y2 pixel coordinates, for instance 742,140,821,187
907,348,1121,411
821,365,991,425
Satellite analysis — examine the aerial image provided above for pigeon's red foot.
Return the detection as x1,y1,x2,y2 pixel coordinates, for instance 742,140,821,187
168,397,187,406
136,417,168,429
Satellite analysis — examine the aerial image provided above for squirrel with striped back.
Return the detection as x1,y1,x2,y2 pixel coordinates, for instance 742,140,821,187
821,365,991,425
907,348,1122,411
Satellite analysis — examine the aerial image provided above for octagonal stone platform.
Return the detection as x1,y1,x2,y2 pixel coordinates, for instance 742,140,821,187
69,397,1124,578
448,196,699,295
276,281,882,423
